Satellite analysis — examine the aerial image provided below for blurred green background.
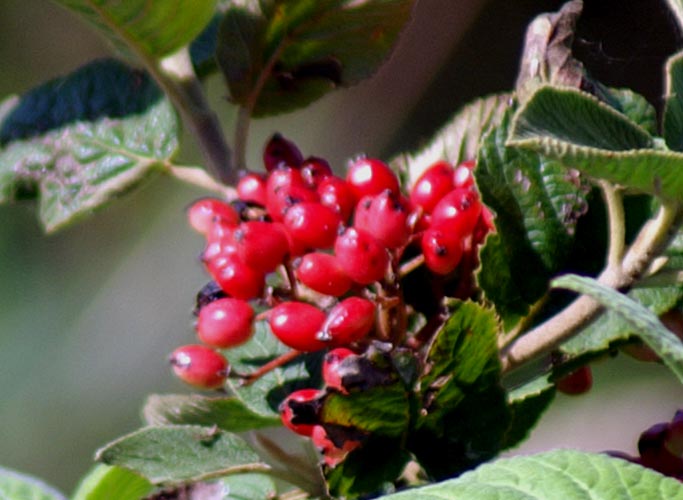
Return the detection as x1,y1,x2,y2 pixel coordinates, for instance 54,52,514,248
2,0,683,494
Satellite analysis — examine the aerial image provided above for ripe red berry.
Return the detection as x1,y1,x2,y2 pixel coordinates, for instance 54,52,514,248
320,297,375,345
263,133,304,171
295,252,352,297
196,297,254,348
279,389,321,436
318,176,356,222
265,166,318,221
322,347,356,392
237,172,267,206
431,188,483,237
556,365,593,395
169,344,228,389
202,221,238,263
311,425,360,467
353,191,411,249
301,157,333,188
233,221,289,273
421,224,464,275
268,301,328,351
187,198,239,235
209,253,265,300
453,163,475,189
334,227,389,285
283,202,341,250
409,160,456,214
345,157,399,202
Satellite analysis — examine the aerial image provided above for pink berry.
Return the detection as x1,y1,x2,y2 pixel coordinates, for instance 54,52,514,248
265,166,318,221
268,301,328,351
263,133,304,171
318,176,356,222
295,252,352,297
196,298,254,348
409,161,456,214
431,188,483,237
353,190,411,249
237,172,268,206
301,157,333,188
209,253,265,300
345,157,399,202
334,227,389,285
421,224,464,275
284,202,341,250
170,344,228,389
234,221,290,273
279,389,321,436
320,297,375,345
187,198,239,235
322,347,356,392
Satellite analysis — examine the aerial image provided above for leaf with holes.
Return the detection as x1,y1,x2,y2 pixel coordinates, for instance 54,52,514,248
0,59,178,232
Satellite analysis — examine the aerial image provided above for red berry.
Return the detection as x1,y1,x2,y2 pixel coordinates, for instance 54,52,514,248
284,202,341,250
353,191,411,249
421,224,464,275
170,344,228,389
234,221,289,273
431,188,483,237
266,167,318,221
301,157,333,188
187,198,239,235
268,301,327,351
320,297,375,345
409,161,456,214
334,227,389,285
280,389,321,436
263,133,304,171
202,222,238,263
318,176,356,222
556,365,593,395
639,422,683,477
196,298,254,348
311,425,360,467
237,172,268,206
209,253,265,300
295,252,352,297
322,347,356,392
453,163,475,189
345,157,399,202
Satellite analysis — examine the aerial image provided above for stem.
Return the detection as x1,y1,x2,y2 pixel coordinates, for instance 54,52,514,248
190,462,273,483
500,201,683,373
239,350,303,385
600,180,626,271
166,164,237,199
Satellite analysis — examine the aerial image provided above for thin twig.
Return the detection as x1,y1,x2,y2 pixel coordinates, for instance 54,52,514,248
239,350,303,386
166,164,237,199
190,462,273,483
600,180,626,271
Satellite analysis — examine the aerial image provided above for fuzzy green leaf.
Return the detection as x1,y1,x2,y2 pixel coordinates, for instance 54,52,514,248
219,473,279,499
55,0,217,58
95,425,262,485
665,52,683,151
0,59,178,232
71,464,152,500
476,105,590,326
216,0,414,116
0,466,66,500
502,375,555,450
391,93,511,186
378,449,683,499
554,274,683,384
143,394,281,432
609,88,658,136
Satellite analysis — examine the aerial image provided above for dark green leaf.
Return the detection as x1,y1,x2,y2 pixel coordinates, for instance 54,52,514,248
0,466,66,500
391,93,511,186
71,464,152,500
476,105,590,326
410,301,509,479
217,0,414,116
224,320,322,417
665,52,683,151
666,0,683,33
143,394,281,432
190,14,222,77
96,425,262,485
502,376,555,450
377,450,683,499
0,59,178,232
55,0,217,58
554,274,683,383
609,88,658,136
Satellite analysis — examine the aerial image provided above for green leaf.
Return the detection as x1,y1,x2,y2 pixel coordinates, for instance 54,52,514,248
410,301,509,479
553,274,683,384
95,425,262,485
219,473,279,499
377,449,683,499
561,284,683,356
390,93,511,186
666,0,683,32
190,14,222,77
665,52,683,151
143,394,281,432
0,59,178,232
475,105,590,326
224,320,322,418
55,0,218,58
609,88,658,136
502,375,555,450
216,0,414,116
71,464,152,500
0,466,66,500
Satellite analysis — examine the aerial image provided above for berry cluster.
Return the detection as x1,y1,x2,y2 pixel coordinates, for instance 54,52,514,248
169,133,493,466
